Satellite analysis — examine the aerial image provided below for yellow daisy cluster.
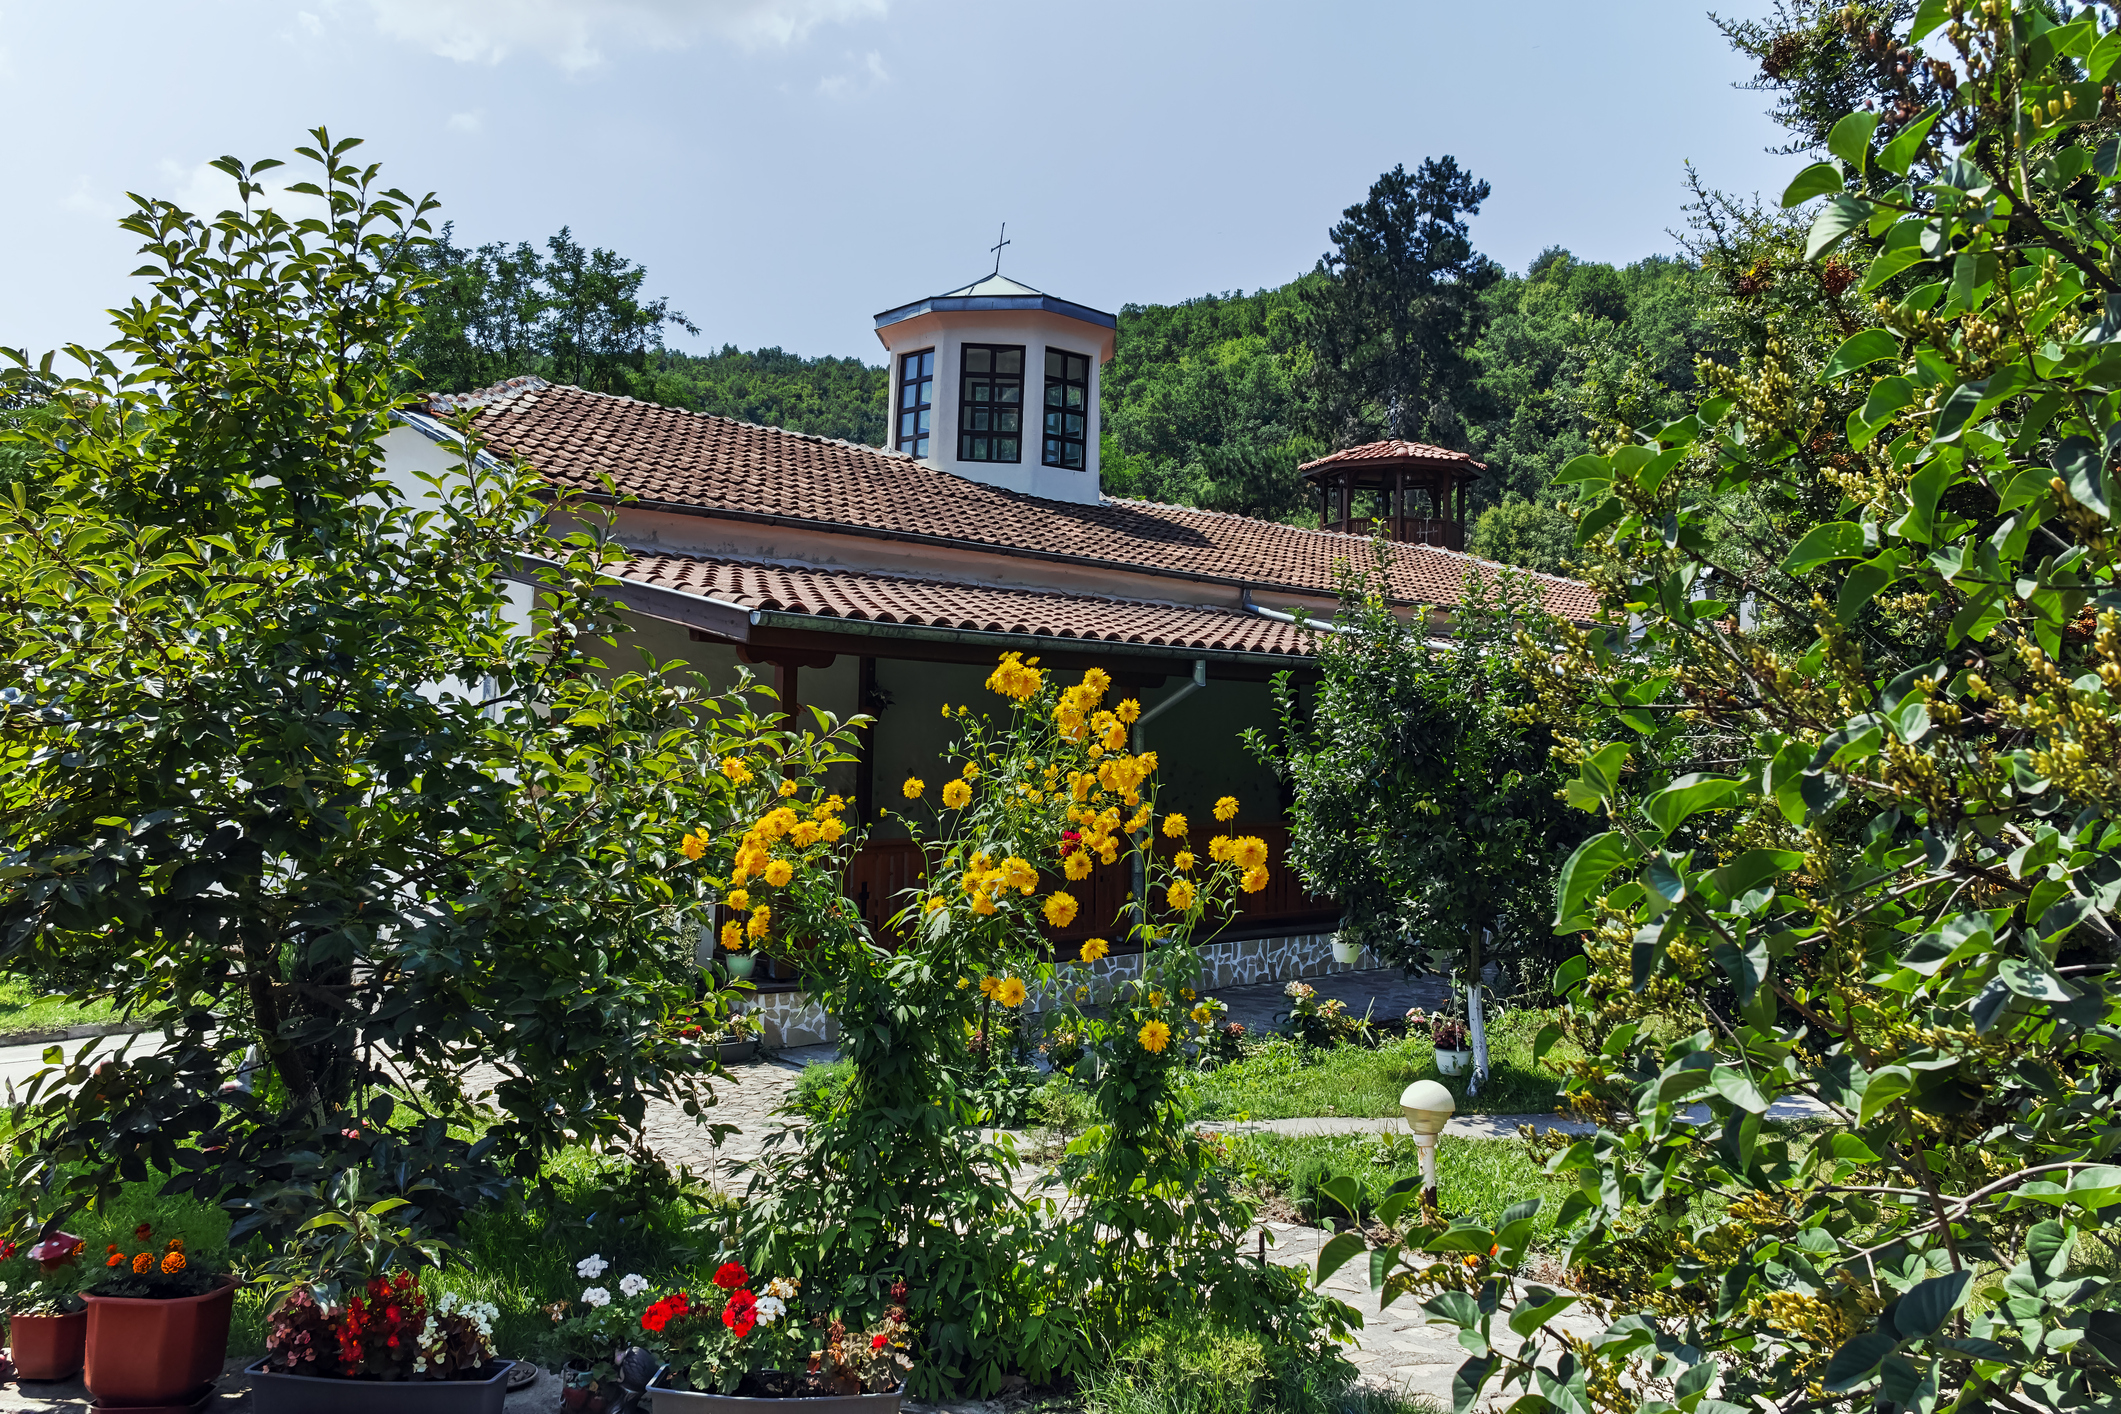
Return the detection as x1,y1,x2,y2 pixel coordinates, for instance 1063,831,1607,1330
1053,667,1113,741
986,651,1046,702
1207,833,1271,893
962,851,1039,914
718,795,850,952
680,830,711,861
979,975,1029,1007
721,757,755,786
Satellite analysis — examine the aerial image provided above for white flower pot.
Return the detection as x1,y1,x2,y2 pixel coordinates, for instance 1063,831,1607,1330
1435,1048,1471,1076
1331,940,1363,965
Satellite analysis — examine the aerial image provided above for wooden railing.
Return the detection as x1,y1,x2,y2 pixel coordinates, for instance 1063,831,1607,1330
841,822,1336,957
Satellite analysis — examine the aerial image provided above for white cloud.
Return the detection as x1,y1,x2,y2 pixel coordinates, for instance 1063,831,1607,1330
299,10,325,36
60,176,125,223
816,48,886,100
362,0,886,72
447,110,485,132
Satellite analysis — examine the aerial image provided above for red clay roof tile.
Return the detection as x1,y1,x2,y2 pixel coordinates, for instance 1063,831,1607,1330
434,380,1596,622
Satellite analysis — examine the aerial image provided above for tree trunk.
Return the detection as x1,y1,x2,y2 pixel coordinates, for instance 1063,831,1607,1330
1466,926,1491,1097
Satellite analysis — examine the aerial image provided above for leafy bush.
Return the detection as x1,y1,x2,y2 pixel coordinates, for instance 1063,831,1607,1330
1087,1315,1358,1414
788,1060,852,1123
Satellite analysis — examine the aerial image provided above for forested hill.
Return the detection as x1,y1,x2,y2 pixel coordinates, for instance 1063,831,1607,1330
647,346,887,446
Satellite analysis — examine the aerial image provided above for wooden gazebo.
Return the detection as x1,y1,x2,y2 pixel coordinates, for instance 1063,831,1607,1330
1300,440,1483,550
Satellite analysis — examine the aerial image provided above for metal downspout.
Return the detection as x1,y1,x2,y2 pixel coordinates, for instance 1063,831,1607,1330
1129,659,1208,935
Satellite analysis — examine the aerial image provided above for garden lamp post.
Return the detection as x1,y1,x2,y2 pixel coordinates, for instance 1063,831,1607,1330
1400,1079,1456,1218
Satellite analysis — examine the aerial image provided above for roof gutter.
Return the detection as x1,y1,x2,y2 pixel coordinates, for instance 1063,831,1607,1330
744,609,1311,668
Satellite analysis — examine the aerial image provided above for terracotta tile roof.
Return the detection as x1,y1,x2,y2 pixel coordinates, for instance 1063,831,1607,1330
608,551,1322,657
428,381,1595,621
1299,440,1485,476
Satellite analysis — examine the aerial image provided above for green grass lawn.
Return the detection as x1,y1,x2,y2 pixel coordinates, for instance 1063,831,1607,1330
1230,1129,1576,1246
1180,1007,1579,1120
0,976,119,1039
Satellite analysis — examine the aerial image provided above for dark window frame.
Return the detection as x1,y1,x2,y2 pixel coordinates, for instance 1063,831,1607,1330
1041,347,1092,470
957,343,1025,464
895,348,935,458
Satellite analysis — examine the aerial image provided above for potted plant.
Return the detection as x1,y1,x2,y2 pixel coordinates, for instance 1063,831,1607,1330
639,1264,912,1411
1331,936,1364,966
246,1172,513,1411
3,1232,87,1381
81,1223,237,1408
540,1253,660,1412
1408,1007,1471,1075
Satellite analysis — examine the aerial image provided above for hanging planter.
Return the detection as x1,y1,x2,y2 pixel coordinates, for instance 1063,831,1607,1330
1434,1048,1472,1077
1330,938,1363,965
8,1308,87,1381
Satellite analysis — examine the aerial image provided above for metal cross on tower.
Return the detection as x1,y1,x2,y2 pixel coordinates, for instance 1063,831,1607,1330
990,222,1010,276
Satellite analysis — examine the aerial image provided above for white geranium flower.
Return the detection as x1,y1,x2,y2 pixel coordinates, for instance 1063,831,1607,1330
576,1254,609,1279
755,1295,786,1327
582,1287,612,1308
619,1273,650,1298
763,1277,798,1300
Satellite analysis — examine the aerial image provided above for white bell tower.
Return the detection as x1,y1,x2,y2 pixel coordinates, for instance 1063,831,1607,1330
873,266,1115,507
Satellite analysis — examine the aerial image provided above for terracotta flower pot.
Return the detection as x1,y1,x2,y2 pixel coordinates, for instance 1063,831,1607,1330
82,1275,237,1407
8,1308,87,1381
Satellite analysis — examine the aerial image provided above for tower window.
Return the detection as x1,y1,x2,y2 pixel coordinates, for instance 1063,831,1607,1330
896,349,934,458
958,345,1023,463
1042,349,1091,470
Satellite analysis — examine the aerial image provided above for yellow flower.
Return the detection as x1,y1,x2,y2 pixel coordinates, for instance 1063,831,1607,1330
1098,839,1119,865
1162,813,1188,838
747,905,772,940
1208,835,1234,864
820,816,846,842
1101,722,1128,752
985,651,1046,701
1063,851,1093,881
763,859,794,888
1080,667,1112,698
813,795,845,818
962,762,981,780
1232,835,1269,870
971,891,997,916
680,830,709,861
958,976,971,989
902,777,925,799
726,889,750,912
1138,1020,1171,1053
758,807,799,838
721,757,755,786
1001,857,1039,894
1078,937,1109,963
777,780,798,797
1214,796,1239,822
1125,805,1152,835
1076,985,1090,1001
942,704,952,717
1148,990,1165,1007
997,977,1028,1008
1174,851,1195,872
1181,988,1195,1000
790,820,821,848
1166,878,1196,912
721,920,743,951
1242,865,1269,894
924,895,947,914
1116,699,1141,725
979,976,999,998
1043,892,1079,928
942,779,973,809
1191,1004,1212,1024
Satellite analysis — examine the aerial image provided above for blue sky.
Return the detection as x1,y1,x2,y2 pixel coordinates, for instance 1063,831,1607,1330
1,1,1793,369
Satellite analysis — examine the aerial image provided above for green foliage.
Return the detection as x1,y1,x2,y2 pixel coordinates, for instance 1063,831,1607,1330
1234,1132,1573,1245
1084,1314,1360,1414
1248,543,1589,986
401,222,696,395
0,977,117,1038
787,1058,853,1123
0,132,861,1249
1334,5,2121,1409
1464,495,1577,578
1293,158,1503,449
646,345,886,445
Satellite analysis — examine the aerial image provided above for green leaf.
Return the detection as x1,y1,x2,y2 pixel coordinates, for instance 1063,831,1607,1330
1892,1269,1971,1341
1709,1066,1770,1113
2026,1220,2073,1284
1829,111,1881,170
1823,1328,1900,1393
1908,0,1951,42
1783,521,1867,575
1709,848,1802,900
1642,774,1741,837
1806,194,1872,261
1860,1066,1913,1125
1822,329,1899,380
1551,954,1589,998
1561,835,1637,932
1316,1230,1368,1284
2089,29,2121,81
1507,1290,1577,1337
1451,1355,1494,1414
1836,551,1902,624
2053,435,2111,517
1555,453,1611,487
1782,162,1845,209
1862,376,1914,426
1862,244,1932,293
1878,107,1940,176
1424,1290,1483,1329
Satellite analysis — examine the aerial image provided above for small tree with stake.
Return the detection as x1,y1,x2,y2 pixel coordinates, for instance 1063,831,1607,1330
0,132,861,1246
1248,539,1586,1093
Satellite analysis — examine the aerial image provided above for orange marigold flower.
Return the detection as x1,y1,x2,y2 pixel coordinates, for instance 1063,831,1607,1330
132,1252,153,1274
106,1253,124,1268
161,1251,186,1275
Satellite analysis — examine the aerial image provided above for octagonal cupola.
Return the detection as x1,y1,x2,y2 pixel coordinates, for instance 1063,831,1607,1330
874,271,1116,507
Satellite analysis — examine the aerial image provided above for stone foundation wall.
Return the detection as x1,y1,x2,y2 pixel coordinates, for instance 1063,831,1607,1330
746,927,1371,1049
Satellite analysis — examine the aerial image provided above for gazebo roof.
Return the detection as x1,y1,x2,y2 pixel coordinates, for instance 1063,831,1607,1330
1298,440,1485,482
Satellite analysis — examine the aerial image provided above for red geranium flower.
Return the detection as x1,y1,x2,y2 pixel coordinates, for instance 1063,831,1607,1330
642,1302,671,1334
1059,830,1081,856
871,1333,888,1350
134,1223,153,1240
713,1262,748,1290
723,1290,757,1338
